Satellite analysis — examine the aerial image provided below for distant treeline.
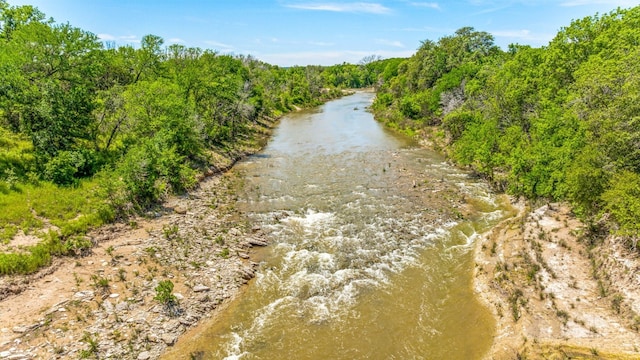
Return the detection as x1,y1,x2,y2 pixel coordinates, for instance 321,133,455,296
0,1,398,210
373,7,640,242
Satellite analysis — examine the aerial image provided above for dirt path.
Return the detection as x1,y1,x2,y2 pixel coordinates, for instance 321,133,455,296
475,201,640,359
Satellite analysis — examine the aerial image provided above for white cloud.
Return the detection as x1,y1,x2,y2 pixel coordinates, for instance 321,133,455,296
409,2,440,9
98,34,140,44
376,39,405,48
286,2,392,14
308,41,335,46
256,49,414,67
491,29,554,45
560,0,638,6
203,40,234,50
98,33,116,41
167,38,185,44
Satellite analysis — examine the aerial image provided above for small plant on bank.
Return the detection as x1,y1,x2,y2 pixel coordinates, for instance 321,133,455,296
162,224,179,239
154,280,180,316
218,248,230,258
117,268,127,281
612,294,624,314
91,274,110,294
79,331,99,358
73,272,83,287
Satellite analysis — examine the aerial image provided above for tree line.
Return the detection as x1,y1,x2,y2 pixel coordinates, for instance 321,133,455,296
373,7,640,243
0,1,397,210
0,1,402,273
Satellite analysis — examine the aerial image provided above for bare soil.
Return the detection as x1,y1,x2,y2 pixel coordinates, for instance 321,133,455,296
475,201,640,359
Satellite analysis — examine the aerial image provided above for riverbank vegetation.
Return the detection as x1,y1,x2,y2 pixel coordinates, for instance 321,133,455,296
372,6,640,245
0,1,399,274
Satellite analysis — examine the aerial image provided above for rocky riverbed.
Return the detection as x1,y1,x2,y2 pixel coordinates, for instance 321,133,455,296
0,169,272,360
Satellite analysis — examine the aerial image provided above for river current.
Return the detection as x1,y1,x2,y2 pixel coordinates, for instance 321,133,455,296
171,92,511,359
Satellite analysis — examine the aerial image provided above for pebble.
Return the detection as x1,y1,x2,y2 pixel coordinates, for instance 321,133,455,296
116,302,129,312
109,293,120,298
247,238,268,246
137,351,151,360
163,320,180,332
161,334,177,346
102,300,114,313
11,326,29,334
5,354,29,360
193,285,210,292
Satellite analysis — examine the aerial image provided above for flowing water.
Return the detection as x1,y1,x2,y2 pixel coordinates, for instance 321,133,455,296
174,92,512,359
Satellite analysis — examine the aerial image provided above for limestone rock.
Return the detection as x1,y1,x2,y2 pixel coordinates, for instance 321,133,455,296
193,285,210,293
161,334,177,346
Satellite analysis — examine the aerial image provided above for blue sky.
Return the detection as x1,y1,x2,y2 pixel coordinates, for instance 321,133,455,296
7,0,640,66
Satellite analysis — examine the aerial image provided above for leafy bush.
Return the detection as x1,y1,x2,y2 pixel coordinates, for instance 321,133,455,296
154,280,177,305
154,279,181,316
43,150,86,186
602,171,640,240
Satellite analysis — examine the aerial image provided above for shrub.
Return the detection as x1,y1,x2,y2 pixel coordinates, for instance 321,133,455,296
602,171,640,242
154,279,180,316
43,150,87,186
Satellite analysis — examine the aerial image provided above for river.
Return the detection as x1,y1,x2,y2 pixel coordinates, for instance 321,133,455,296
169,92,512,359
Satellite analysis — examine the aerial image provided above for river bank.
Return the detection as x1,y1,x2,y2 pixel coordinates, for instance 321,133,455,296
474,200,640,359
0,118,277,359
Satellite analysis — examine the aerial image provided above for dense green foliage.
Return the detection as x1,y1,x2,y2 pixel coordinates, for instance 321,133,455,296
0,1,396,274
373,7,640,240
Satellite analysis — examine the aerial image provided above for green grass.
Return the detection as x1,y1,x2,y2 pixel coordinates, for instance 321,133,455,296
0,233,65,275
0,179,113,275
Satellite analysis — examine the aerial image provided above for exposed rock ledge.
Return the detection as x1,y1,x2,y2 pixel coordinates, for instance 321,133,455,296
475,200,640,359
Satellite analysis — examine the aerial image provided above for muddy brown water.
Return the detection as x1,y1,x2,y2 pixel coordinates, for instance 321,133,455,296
167,92,513,359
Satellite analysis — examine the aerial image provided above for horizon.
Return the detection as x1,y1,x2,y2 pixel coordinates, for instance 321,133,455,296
6,0,640,66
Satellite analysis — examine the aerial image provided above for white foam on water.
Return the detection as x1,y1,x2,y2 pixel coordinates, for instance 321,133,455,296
222,333,248,360
281,209,336,230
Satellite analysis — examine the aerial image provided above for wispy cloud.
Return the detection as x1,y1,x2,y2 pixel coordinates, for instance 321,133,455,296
408,2,440,9
257,49,414,66
491,29,554,45
203,40,234,50
308,41,335,46
98,34,141,44
167,38,185,44
560,0,638,6
376,39,405,48
285,2,392,14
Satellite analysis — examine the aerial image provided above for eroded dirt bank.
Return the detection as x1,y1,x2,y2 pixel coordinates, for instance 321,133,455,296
475,201,640,359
